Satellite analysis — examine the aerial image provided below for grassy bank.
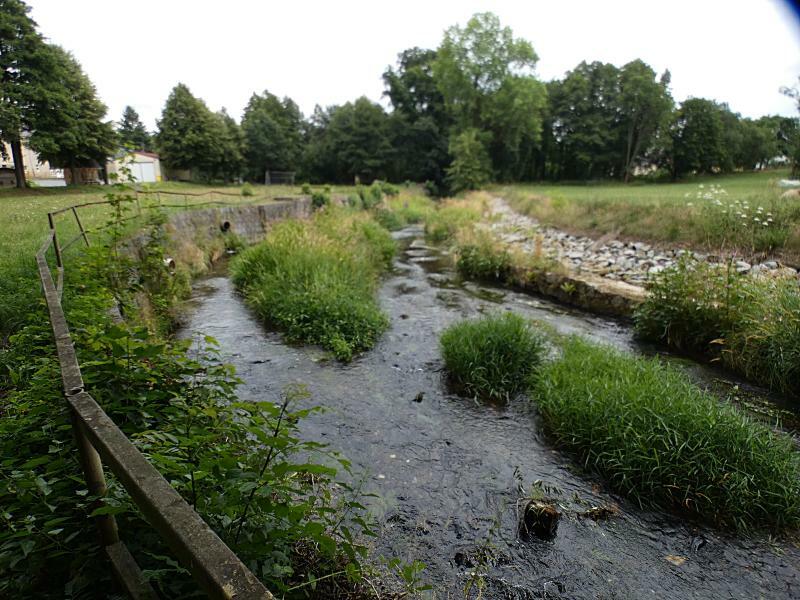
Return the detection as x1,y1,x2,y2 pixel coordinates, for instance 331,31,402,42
635,258,800,396
0,193,379,597
0,181,356,342
498,170,800,262
533,336,800,530
231,207,395,361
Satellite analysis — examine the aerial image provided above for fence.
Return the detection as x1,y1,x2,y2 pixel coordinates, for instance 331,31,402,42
36,189,277,599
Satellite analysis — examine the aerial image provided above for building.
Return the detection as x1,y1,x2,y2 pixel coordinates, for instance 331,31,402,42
1,139,64,184
107,151,162,183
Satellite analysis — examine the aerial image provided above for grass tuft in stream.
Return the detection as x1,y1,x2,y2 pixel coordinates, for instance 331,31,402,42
440,312,547,401
533,336,800,530
230,208,395,361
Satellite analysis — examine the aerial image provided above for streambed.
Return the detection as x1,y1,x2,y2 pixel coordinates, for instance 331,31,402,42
180,226,799,599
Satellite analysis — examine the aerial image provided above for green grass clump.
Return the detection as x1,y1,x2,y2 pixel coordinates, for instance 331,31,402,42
440,312,546,401
424,198,484,243
231,209,395,361
534,337,800,530
455,229,513,282
635,258,800,395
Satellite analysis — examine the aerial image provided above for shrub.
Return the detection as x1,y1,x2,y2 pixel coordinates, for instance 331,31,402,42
635,257,800,395
440,312,546,401
385,195,434,224
311,190,330,210
301,182,312,195
347,193,363,209
533,337,800,530
424,198,484,243
240,182,254,197
379,180,400,196
455,229,513,281
373,207,406,231
231,210,395,361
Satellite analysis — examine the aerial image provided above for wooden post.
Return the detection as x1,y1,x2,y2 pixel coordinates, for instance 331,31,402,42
48,212,63,268
72,206,90,247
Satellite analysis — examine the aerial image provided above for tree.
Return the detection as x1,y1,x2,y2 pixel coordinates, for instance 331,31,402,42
241,91,304,181
117,106,150,151
780,77,800,176
433,12,547,180
548,61,622,180
618,61,673,182
0,0,57,186
666,98,726,178
27,46,116,184
155,83,224,179
215,108,245,182
301,98,392,183
383,47,450,185
446,128,491,192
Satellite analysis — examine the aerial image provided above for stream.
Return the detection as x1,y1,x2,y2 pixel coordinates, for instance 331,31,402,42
180,226,799,599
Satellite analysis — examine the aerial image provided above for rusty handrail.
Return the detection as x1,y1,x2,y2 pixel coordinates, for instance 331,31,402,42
36,195,276,599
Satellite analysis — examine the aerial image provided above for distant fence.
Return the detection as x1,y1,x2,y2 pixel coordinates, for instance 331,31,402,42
37,191,278,599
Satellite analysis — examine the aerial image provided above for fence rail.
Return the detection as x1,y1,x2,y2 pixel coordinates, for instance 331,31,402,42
36,191,275,599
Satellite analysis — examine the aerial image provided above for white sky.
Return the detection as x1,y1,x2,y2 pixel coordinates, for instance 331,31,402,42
26,0,800,130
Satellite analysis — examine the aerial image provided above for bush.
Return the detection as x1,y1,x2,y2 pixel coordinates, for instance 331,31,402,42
440,312,546,401
456,229,513,282
347,193,363,209
385,195,434,224
311,190,330,210
373,207,406,231
635,257,800,395
240,182,254,197
379,180,400,196
301,182,312,195
231,209,395,361
424,199,484,243
533,337,800,530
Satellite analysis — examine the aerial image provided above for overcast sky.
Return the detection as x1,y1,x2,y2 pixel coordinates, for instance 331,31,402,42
25,0,800,130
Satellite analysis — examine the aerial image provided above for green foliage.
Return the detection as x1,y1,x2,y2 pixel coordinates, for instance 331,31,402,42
534,337,800,530
667,98,727,178
424,199,483,242
446,129,492,193
441,312,546,401
301,182,312,194
117,106,151,151
372,208,405,231
311,190,330,209
635,257,800,395
0,195,378,597
357,182,382,209
378,180,399,196
241,90,304,180
385,194,434,224
240,182,254,197
455,230,513,281
346,193,362,209
231,210,395,361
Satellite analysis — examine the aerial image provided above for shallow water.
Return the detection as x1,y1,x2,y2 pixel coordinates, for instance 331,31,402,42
181,227,799,599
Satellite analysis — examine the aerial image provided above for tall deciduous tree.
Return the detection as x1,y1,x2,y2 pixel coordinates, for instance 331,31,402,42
383,48,450,185
216,108,245,182
433,12,547,180
241,91,303,181
446,128,491,192
156,83,224,179
618,61,673,182
28,46,116,184
117,106,151,151
666,98,726,178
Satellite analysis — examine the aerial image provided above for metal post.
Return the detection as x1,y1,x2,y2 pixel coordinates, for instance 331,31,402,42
71,206,90,247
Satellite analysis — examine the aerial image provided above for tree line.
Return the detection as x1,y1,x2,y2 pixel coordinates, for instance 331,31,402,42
2,4,798,191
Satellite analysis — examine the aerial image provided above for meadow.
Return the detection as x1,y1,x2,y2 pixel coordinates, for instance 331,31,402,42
497,169,800,263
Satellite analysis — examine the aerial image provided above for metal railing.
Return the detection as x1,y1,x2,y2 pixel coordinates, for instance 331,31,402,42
36,190,277,599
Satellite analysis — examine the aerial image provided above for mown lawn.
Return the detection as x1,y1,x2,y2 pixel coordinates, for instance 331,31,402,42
496,169,800,263
0,181,345,341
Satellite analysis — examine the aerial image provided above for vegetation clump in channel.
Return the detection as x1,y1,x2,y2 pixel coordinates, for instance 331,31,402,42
231,208,396,361
440,312,546,401
533,336,800,530
635,257,800,395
